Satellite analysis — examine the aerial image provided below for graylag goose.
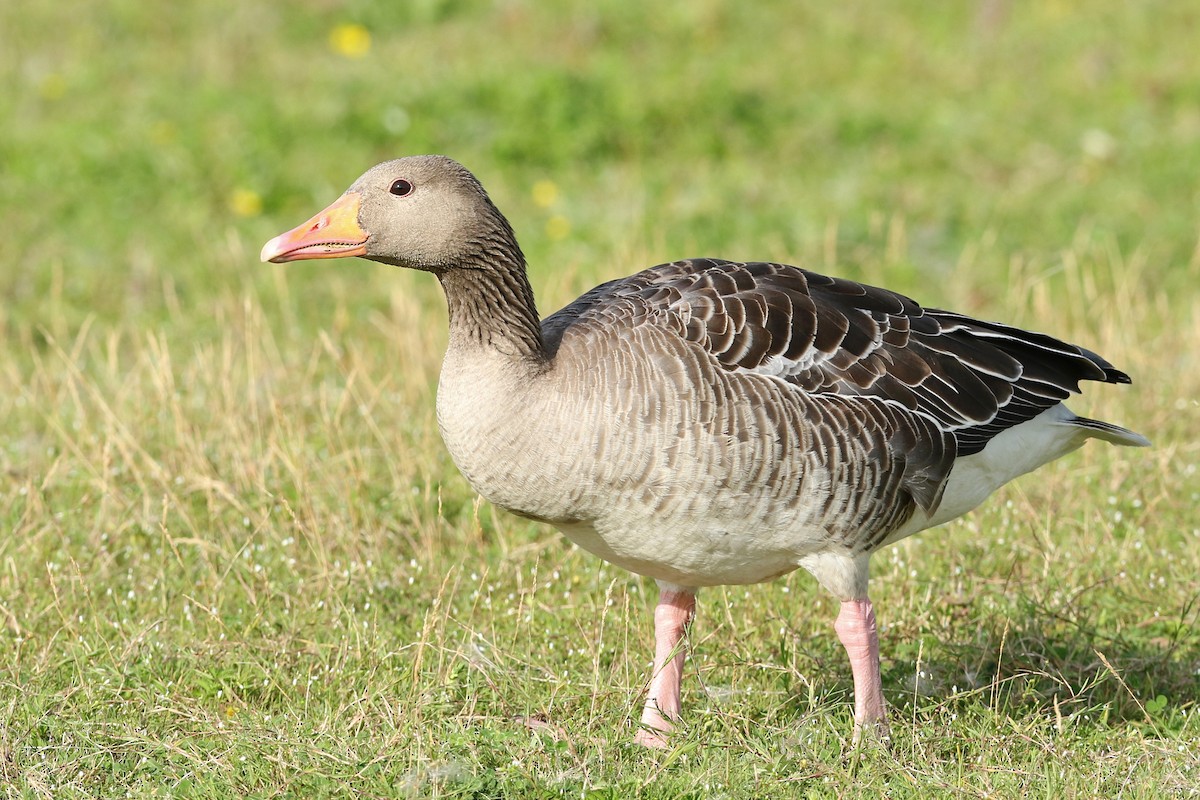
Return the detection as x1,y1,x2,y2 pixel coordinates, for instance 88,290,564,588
261,155,1148,748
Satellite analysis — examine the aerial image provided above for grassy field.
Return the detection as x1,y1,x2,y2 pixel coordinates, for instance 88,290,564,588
2,0,1198,796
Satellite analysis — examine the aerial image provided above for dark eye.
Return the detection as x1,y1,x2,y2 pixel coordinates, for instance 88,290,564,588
389,178,414,196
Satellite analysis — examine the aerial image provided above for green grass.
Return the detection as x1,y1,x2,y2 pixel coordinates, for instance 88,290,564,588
2,0,1198,796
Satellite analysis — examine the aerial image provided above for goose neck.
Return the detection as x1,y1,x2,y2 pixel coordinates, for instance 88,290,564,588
437,262,546,365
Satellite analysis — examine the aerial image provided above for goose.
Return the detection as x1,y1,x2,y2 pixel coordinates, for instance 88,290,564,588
261,155,1148,748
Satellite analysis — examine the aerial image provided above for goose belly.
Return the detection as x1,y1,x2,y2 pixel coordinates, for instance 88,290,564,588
553,514,824,588
555,405,1093,586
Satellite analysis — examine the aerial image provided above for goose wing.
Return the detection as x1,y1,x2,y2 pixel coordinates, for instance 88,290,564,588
543,258,1129,458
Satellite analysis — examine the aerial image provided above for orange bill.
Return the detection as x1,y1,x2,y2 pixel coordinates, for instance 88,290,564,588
260,192,369,263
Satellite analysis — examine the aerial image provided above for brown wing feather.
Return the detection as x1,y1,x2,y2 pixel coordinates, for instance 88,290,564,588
542,258,1131,458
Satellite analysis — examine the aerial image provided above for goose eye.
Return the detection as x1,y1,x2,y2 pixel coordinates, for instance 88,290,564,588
389,179,414,197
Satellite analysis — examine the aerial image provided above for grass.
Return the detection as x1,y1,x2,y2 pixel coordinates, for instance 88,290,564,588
2,0,1198,796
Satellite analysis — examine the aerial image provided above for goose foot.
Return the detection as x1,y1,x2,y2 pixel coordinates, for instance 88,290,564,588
634,586,696,749
633,722,672,749
851,715,891,747
835,597,889,743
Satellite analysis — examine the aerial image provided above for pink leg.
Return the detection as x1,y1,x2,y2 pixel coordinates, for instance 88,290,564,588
834,597,889,743
634,587,696,749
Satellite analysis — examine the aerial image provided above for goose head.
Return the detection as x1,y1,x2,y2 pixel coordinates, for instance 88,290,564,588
260,155,517,273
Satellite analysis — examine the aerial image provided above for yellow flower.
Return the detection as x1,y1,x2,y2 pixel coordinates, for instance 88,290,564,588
149,121,177,146
39,73,66,100
329,23,371,58
531,180,559,209
229,189,263,218
545,215,571,241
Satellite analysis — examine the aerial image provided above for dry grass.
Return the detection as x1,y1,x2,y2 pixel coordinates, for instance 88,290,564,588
3,227,1197,797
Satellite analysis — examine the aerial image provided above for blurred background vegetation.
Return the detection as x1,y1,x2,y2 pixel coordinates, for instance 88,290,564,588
4,0,1198,331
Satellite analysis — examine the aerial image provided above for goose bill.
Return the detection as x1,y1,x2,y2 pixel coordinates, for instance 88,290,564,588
260,192,369,263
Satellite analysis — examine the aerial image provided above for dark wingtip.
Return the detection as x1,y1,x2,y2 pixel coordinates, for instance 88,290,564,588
1076,345,1133,385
